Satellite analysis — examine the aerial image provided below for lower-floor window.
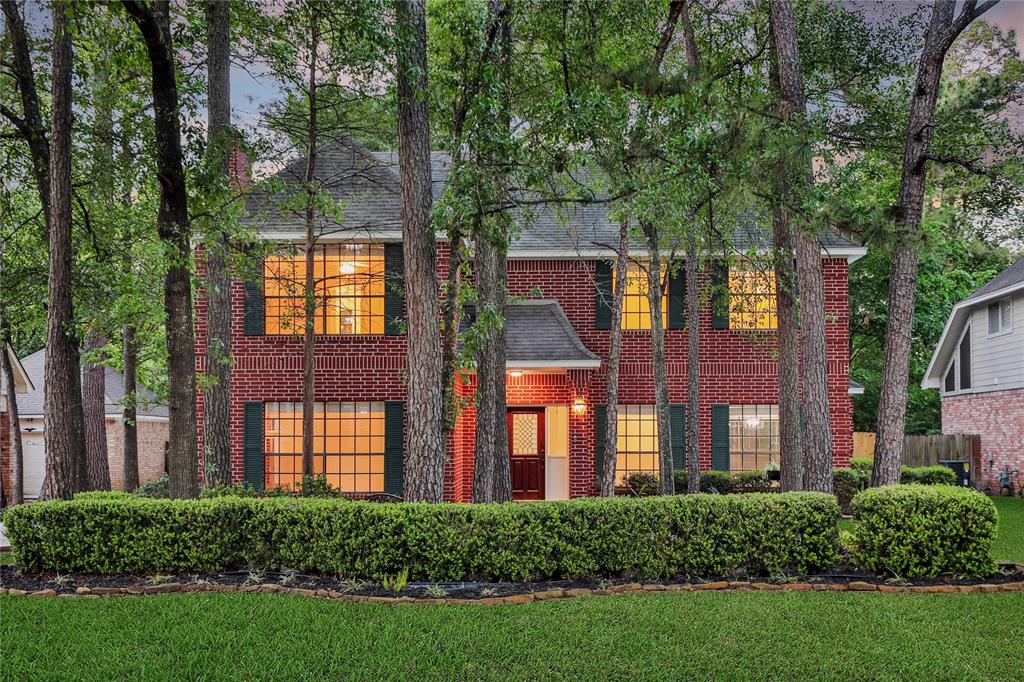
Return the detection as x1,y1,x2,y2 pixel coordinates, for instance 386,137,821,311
729,404,779,472
263,401,385,493
615,405,659,484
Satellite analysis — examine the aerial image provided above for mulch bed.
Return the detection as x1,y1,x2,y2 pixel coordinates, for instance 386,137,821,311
3,562,1023,602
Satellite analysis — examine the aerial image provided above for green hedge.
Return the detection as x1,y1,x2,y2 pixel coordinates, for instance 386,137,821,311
5,493,840,581
851,485,997,579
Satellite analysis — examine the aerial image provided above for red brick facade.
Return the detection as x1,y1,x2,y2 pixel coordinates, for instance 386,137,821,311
1,410,9,504
195,247,854,500
942,388,1024,492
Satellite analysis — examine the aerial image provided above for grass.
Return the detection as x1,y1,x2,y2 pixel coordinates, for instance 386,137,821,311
2,591,1023,681
991,496,1024,563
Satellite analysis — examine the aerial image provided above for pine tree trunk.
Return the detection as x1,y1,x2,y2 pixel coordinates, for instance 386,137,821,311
642,223,674,495
685,239,701,494
396,0,445,502
202,0,233,487
301,18,320,483
601,221,630,496
769,0,833,493
1,324,25,506
679,0,702,495
472,232,510,503
124,0,199,499
40,2,85,501
873,0,992,486
122,325,140,492
82,329,111,490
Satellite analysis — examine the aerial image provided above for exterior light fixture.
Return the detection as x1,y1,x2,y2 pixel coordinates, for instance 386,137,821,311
509,370,524,378
572,396,587,415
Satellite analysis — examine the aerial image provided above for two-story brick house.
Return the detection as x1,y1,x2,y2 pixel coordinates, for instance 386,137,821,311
195,136,864,501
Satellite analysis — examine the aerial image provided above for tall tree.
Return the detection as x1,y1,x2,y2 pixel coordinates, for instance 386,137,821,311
470,1,513,503
766,2,805,491
873,0,998,486
600,220,630,496
40,1,85,500
202,0,233,487
769,0,833,492
82,329,111,490
395,0,445,502
123,0,199,498
121,325,139,491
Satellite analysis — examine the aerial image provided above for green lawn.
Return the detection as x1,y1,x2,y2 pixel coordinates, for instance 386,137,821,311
991,496,1024,563
2,591,1023,681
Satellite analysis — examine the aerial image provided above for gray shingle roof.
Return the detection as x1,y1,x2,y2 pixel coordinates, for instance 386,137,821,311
964,255,1024,301
460,300,600,366
244,136,862,254
1,349,168,419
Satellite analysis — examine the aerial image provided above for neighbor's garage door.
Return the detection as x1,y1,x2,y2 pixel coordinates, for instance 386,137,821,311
21,429,45,499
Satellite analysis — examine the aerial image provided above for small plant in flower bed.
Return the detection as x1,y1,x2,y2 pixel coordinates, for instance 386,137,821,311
851,485,997,579
4,493,840,582
672,470,772,494
624,473,660,496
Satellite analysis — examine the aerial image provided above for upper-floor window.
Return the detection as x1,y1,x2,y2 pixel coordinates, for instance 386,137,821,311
728,404,779,472
264,244,385,335
944,324,972,393
729,265,777,330
987,298,1012,335
616,261,667,330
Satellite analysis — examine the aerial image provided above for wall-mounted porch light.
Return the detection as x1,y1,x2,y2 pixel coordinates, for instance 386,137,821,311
572,396,587,416
509,370,524,378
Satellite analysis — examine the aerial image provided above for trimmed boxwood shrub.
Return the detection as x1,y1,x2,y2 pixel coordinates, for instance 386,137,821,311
5,493,840,581
851,485,997,578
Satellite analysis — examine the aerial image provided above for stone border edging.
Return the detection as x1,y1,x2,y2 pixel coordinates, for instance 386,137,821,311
3,575,1024,603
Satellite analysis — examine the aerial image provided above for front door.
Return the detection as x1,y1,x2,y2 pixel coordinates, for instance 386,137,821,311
508,408,545,500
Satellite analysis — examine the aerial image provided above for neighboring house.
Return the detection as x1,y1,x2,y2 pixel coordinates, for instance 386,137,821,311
923,256,1024,491
0,348,169,501
195,136,865,501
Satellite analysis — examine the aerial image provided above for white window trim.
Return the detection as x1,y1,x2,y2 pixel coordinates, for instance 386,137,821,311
986,298,1013,338
942,322,972,396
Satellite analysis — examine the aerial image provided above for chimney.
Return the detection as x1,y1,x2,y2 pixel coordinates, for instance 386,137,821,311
228,138,252,190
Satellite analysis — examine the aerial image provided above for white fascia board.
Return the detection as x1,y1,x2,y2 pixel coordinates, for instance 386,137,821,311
848,385,865,395
506,359,602,370
507,246,868,263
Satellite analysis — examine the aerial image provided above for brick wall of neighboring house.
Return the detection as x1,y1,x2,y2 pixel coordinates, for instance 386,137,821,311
194,245,854,500
1,410,10,504
942,388,1024,492
104,418,168,491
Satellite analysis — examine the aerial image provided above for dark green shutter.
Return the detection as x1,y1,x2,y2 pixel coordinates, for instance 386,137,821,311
243,255,265,336
711,403,730,471
594,404,607,486
384,244,404,336
670,404,685,470
710,261,729,330
243,402,265,491
594,260,613,329
384,401,404,495
668,264,685,330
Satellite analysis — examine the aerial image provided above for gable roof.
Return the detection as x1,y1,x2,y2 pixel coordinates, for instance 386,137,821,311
922,255,1024,389
460,300,601,369
964,255,1024,302
3,348,168,419
243,136,865,260
2,344,33,394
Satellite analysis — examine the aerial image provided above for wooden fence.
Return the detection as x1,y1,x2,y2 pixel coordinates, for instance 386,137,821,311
852,432,981,467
